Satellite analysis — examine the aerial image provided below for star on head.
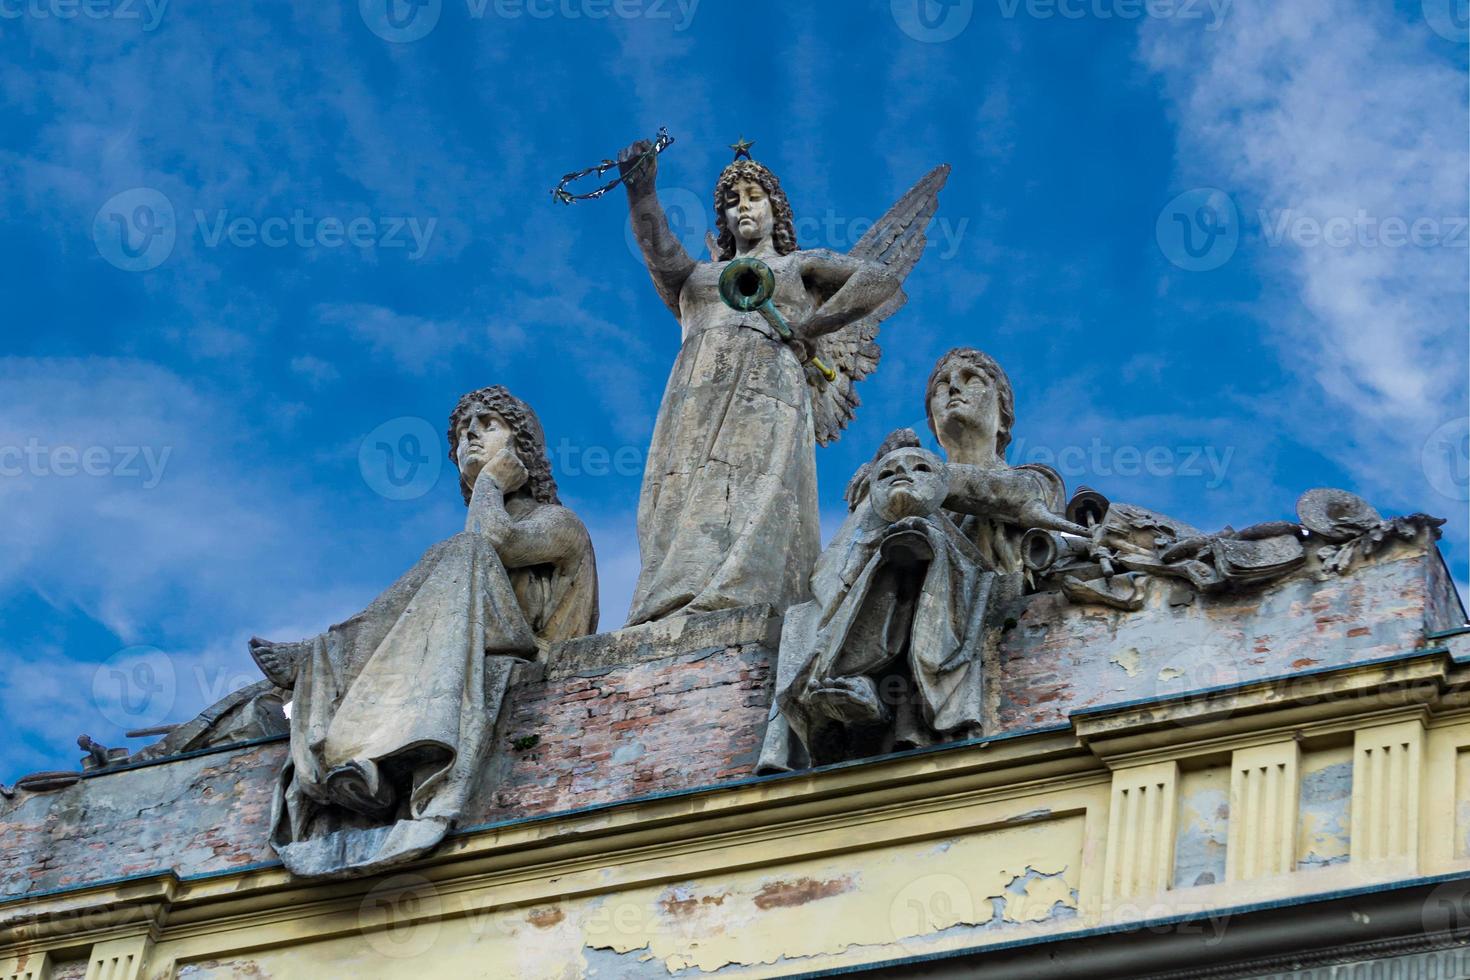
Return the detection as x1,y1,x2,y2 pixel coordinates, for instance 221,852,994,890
729,137,756,161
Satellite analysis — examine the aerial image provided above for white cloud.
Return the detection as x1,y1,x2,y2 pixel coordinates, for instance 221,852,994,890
1138,1,1469,528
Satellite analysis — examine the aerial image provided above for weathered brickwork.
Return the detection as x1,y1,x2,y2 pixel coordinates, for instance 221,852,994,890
0,643,774,899
468,643,774,826
992,544,1450,731
1,541,1460,905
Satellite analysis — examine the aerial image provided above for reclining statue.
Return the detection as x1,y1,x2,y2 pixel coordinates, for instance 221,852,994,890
249,385,598,877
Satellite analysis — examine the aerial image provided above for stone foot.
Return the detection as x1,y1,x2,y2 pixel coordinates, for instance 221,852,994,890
249,636,304,688
806,675,890,726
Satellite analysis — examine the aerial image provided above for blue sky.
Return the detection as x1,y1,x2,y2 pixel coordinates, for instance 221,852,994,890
0,0,1466,781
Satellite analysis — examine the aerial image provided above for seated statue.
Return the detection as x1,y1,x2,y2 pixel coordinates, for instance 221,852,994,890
249,385,598,877
778,447,990,766
760,348,1081,771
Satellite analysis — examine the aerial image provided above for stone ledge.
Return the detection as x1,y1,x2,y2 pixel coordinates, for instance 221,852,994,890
544,604,782,680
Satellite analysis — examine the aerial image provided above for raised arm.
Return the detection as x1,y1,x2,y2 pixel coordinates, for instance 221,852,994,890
795,250,901,340
619,139,697,317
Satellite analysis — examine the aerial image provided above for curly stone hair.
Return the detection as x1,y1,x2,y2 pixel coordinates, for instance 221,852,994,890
924,348,1016,456
713,160,798,261
447,385,560,506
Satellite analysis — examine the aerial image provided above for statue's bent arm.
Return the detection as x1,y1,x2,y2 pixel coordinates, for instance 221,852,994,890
495,506,591,571
796,250,900,339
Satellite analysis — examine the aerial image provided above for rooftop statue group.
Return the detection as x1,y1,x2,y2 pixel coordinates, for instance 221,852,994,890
135,136,1426,878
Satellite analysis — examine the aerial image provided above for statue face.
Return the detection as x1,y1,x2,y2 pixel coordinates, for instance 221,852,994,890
724,179,774,249
455,410,514,483
869,448,948,522
928,359,1000,455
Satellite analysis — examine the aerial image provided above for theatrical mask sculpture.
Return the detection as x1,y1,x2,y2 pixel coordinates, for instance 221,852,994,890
249,386,598,877
617,137,949,625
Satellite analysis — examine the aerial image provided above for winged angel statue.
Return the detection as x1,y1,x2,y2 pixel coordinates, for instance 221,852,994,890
618,138,948,625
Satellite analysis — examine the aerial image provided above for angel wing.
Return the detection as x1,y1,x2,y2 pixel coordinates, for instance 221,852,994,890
806,164,950,446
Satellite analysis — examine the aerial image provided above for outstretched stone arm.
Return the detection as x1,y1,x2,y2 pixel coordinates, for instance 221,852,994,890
619,139,697,316
945,464,1086,536
795,251,900,339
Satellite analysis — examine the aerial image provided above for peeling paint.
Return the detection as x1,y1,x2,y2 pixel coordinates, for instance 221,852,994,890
1297,749,1353,870
996,866,1078,924
1110,648,1142,677
527,906,566,929
177,960,271,979
582,816,1085,975
1174,766,1229,889
753,876,854,909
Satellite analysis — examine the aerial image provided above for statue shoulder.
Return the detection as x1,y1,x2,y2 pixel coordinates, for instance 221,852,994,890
1010,462,1067,511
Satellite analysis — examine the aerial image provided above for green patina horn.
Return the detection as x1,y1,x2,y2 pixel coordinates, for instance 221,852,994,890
718,257,837,382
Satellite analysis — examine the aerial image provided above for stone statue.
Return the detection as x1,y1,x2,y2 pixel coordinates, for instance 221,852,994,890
776,447,992,766
249,386,598,877
617,138,950,625
760,348,1081,771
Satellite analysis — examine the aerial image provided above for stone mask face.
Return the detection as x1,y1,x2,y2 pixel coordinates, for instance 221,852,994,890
869,448,948,523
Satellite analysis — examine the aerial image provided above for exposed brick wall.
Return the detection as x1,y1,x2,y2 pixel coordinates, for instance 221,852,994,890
0,644,774,900
470,644,773,825
0,543,1450,902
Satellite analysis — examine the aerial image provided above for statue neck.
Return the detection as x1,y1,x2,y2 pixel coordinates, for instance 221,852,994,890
945,439,1001,470
736,237,777,259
